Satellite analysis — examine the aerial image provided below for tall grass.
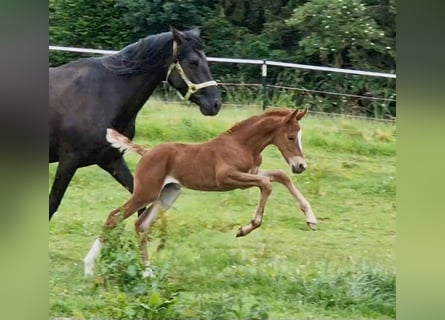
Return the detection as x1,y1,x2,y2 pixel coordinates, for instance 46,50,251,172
88,223,395,319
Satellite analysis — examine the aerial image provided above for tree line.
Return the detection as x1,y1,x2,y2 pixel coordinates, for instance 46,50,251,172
49,0,396,118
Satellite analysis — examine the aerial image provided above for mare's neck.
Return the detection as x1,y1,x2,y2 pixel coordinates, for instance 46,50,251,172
116,60,172,124
129,69,168,107
107,33,175,124
114,71,167,128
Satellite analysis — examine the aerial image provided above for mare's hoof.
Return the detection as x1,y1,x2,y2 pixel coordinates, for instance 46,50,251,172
307,222,317,230
236,227,244,237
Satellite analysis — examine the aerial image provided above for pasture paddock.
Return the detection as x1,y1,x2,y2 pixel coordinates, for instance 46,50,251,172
49,101,396,319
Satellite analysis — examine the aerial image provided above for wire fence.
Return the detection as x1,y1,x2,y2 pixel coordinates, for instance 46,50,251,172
153,82,396,123
265,84,396,103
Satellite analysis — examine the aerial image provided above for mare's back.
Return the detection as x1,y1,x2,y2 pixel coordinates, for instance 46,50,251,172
49,58,121,161
49,58,123,130
50,59,105,114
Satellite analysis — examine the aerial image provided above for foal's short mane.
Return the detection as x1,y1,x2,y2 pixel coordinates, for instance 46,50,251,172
224,108,293,134
101,29,203,75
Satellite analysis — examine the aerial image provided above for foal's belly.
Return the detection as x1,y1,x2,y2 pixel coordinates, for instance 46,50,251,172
168,168,257,192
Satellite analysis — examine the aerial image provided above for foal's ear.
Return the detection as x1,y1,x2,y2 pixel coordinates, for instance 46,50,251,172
296,108,308,121
286,108,300,123
286,108,308,123
288,109,298,121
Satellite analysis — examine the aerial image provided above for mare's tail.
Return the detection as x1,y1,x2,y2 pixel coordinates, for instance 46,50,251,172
106,128,147,156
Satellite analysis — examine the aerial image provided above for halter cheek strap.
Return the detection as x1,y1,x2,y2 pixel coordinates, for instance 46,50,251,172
166,61,218,101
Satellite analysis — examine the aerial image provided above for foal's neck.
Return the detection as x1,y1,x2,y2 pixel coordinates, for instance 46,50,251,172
230,117,280,155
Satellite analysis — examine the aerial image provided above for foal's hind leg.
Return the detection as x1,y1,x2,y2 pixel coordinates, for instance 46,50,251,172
98,156,146,217
258,169,317,230
135,183,181,275
83,193,154,276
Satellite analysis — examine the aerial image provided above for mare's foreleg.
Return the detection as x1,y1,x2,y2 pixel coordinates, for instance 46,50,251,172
49,158,78,220
258,169,317,230
98,156,146,217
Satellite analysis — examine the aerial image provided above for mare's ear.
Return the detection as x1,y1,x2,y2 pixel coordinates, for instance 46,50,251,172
296,108,308,121
171,26,186,46
170,26,186,59
190,27,200,37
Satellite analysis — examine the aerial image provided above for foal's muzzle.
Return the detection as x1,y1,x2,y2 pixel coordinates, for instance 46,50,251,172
292,163,306,174
289,156,307,174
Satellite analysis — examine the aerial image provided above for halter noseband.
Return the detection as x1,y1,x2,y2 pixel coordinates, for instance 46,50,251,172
166,61,218,101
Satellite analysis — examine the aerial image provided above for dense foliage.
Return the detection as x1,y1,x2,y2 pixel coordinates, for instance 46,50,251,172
49,0,396,118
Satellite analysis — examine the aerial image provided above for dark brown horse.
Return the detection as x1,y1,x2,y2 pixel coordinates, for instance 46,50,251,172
84,108,317,276
49,27,221,220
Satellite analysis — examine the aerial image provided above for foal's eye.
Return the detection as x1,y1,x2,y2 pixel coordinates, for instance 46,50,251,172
189,60,199,67
288,136,296,141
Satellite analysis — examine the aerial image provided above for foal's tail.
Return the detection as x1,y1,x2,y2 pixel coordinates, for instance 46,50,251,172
106,129,146,156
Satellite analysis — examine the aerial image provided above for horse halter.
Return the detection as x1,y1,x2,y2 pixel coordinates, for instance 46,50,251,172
166,60,218,101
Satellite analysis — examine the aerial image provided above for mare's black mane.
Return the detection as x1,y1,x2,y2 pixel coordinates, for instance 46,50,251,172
101,30,203,75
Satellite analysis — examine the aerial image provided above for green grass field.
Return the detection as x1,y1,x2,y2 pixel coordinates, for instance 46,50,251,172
49,101,396,319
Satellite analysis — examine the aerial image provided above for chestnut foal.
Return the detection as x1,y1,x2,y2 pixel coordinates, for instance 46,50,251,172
84,108,317,276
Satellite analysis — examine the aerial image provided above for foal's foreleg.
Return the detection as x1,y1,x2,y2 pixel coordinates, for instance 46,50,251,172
258,169,317,230
222,172,272,237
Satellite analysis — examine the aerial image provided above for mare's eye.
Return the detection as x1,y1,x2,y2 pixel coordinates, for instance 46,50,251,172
190,60,199,67
288,136,295,141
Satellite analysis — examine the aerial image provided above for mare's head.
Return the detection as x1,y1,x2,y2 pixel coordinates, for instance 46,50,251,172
273,108,308,174
167,27,221,116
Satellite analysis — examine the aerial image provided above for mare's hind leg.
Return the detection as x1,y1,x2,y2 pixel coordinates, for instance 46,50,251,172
258,169,317,230
98,156,146,217
49,158,78,220
135,183,181,275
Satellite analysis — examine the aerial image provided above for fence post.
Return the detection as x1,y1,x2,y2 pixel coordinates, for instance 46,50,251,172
262,59,268,110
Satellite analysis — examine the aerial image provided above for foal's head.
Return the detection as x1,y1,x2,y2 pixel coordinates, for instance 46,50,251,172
274,108,308,174
167,27,221,116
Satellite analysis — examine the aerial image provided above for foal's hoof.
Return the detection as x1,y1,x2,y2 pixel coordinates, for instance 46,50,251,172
84,264,94,277
236,227,245,237
84,270,94,277
307,222,317,230
142,267,154,278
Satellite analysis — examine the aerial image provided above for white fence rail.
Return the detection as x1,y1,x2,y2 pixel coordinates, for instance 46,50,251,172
49,45,396,79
